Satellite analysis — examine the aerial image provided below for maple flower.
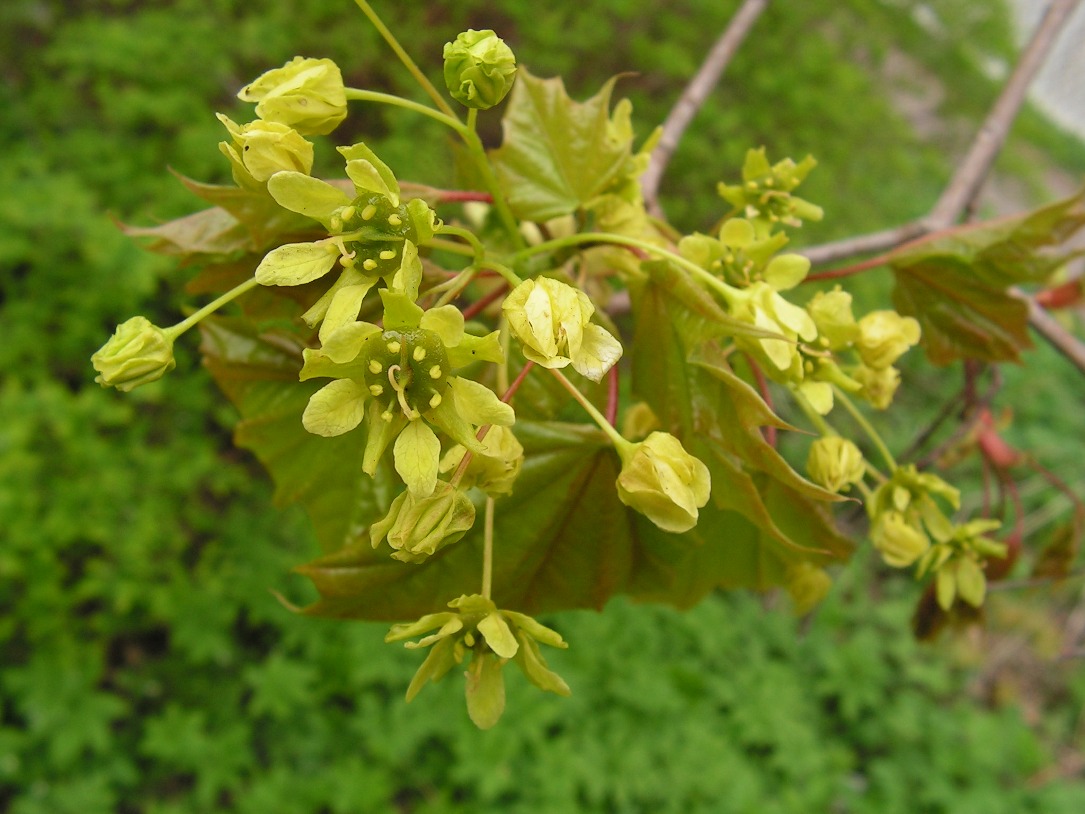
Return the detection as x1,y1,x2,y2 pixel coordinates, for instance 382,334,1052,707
806,436,865,493
615,431,711,533
254,142,437,341
855,310,921,370
299,290,511,498
216,115,313,186
502,276,623,382
370,481,476,563
871,510,930,568
238,56,347,136
386,594,569,729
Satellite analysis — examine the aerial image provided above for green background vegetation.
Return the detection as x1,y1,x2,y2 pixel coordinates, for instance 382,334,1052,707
2,0,1084,810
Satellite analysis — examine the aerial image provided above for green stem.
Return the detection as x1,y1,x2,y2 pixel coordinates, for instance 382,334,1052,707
351,0,459,120
343,96,523,253
478,260,522,288
790,385,837,438
461,130,525,250
509,232,742,303
344,88,465,135
482,497,495,600
436,224,486,261
549,368,630,454
833,384,897,472
165,277,259,340
466,107,478,133
432,267,477,308
424,237,476,257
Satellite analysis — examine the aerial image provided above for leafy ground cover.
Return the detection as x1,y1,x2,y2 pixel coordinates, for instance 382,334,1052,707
2,0,1084,810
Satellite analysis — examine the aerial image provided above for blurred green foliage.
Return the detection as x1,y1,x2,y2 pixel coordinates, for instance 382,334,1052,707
2,0,1084,810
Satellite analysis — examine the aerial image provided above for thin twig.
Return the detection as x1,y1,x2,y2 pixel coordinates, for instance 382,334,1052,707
927,0,1083,229
641,0,770,215
1019,290,1085,376
802,0,1082,265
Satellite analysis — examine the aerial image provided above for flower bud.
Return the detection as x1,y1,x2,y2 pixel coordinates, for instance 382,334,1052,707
238,56,347,135
616,432,711,533
855,310,921,369
439,425,524,497
92,317,176,392
370,481,476,563
806,436,865,493
871,510,930,568
784,562,833,615
218,115,313,184
502,276,622,382
443,30,517,109
806,287,858,350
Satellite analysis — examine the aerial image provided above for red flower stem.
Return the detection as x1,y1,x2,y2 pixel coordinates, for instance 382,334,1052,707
460,282,508,321
606,363,619,426
435,190,494,204
449,362,535,488
804,253,890,283
745,354,776,448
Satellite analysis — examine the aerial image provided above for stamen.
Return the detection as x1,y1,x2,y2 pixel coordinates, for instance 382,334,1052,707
339,205,356,221
429,365,442,379
361,204,377,220
369,384,384,396
368,360,383,374
387,214,403,227
386,340,401,354
379,250,396,261
412,346,426,362
429,393,442,408
363,259,378,271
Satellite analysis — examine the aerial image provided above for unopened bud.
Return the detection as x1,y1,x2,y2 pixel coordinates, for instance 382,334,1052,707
616,432,711,533
370,481,476,563
806,436,865,493
92,317,176,392
856,310,921,369
871,510,930,568
443,30,517,110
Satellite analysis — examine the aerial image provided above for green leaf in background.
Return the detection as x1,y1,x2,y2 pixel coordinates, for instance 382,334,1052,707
890,187,1085,364
490,68,634,221
199,316,394,553
630,273,851,573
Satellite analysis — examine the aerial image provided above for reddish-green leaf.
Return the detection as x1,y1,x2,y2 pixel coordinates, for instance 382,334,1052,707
890,187,1085,364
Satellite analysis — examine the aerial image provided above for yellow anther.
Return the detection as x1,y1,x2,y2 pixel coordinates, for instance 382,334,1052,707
381,409,394,422
361,204,377,220
387,214,403,227
387,340,401,354
429,365,442,379
368,360,383,374
379,249,396,261
412,346,427,362
339,205,356,221
369,384,384,396
339,255,355,268
429,393,442,409
363,259,378,271
464,632,476,647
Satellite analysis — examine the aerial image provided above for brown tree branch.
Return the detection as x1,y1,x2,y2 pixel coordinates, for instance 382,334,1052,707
799,0,1085,374
927,0,1082,229
640,0,770,216
803,0,1082,267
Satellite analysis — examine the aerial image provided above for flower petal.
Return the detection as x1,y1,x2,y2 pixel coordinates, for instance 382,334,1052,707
255,241,340,286
419,304,466,347
394,419,441,497
571,323,623,382
319,282,376,345
302,379,367,437
477,611,519,659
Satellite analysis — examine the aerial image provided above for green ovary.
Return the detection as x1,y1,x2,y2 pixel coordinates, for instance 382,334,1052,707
362,329,451,418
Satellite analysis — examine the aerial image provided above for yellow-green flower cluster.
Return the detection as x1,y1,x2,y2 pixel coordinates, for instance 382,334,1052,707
386,594,570,729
